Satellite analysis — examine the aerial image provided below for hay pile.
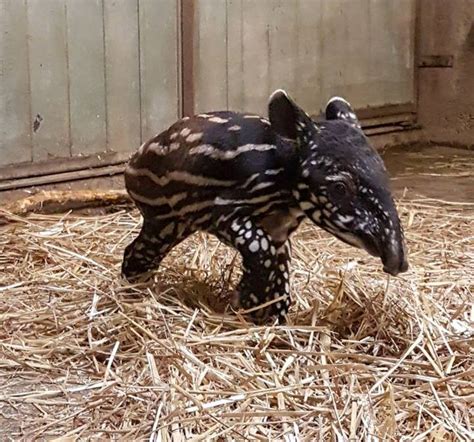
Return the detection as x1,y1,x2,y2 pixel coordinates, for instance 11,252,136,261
0,195,472,440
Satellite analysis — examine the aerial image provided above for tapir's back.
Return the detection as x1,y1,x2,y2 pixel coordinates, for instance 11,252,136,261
125,111,284,201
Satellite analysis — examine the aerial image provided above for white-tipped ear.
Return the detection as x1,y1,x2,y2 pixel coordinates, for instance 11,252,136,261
268,89,298,140
269,89,290,103
325,96,360,128
326,96,351,107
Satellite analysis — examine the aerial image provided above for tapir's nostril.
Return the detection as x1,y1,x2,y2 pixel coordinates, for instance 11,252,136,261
382,239,409,276
400,258,409,273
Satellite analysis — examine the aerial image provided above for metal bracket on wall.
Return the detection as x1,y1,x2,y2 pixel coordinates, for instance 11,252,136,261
418,55,454,68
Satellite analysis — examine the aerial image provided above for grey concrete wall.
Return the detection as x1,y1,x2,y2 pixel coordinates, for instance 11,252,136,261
418,0,474,148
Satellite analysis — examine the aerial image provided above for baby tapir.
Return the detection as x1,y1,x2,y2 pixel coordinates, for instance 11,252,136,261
122,90,409,323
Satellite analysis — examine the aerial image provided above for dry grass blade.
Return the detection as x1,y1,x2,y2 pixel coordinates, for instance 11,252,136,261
0,190,473,440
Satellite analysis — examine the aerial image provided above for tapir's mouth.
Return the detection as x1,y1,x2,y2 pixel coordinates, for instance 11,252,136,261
332,230,409,276
381,240,409,276
367,234,409,276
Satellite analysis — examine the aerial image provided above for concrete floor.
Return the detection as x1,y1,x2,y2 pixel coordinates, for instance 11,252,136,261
382,145,473,203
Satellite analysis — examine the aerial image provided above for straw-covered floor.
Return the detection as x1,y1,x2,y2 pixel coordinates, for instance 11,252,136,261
0,190,473,440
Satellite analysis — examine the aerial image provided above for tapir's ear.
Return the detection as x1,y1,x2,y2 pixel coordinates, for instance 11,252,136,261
325,96,361,128
268,89,299,141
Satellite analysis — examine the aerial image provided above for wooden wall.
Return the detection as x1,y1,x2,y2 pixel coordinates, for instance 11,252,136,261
0,0,180,168
0,0,416,175
194,0,416,115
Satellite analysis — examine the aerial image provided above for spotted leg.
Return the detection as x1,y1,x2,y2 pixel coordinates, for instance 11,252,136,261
122,219,191,281
211,215,292,323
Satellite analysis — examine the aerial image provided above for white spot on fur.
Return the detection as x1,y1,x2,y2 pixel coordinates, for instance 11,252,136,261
327,173,351,182
339,215,354,223
251,182,275,192
261,238,269,251
265,168,284,176
208,116,229,123
249,240,260,253
231,221,240,232
169,142,180,152
180,128,191,137
189,143,275,160
160,222,175,238
264,259,271,268
228,125,240,131
312,210,322,223
300,201,314,211
186,132,203,143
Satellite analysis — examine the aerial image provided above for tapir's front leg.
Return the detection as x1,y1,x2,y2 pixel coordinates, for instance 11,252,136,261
212,214,292,323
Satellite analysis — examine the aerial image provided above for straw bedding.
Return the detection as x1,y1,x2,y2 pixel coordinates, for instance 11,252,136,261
0,193,472,440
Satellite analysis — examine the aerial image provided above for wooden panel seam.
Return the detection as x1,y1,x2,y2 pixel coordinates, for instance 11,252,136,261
181,0,195,116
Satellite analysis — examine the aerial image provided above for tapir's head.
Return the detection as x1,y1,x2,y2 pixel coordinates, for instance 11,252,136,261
268,89,409,276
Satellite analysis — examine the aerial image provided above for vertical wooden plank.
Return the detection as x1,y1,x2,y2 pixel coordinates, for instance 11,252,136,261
268,0,298,100
369,0,397,106
342,0,371,109
28,0,70,162
0,0,32,166
104,0,141,153
320,0,347,104
392,0,416,104
181,0,195,116
295,0,323,114
227,0,244,111
66,0,106,156
139,0,179,141
240,0,272,114
194,0,228,113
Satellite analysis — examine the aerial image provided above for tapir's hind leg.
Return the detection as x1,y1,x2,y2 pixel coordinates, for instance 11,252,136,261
121,219,192,280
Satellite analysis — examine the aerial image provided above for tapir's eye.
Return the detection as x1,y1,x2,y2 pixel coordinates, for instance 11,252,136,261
330,181,349,198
